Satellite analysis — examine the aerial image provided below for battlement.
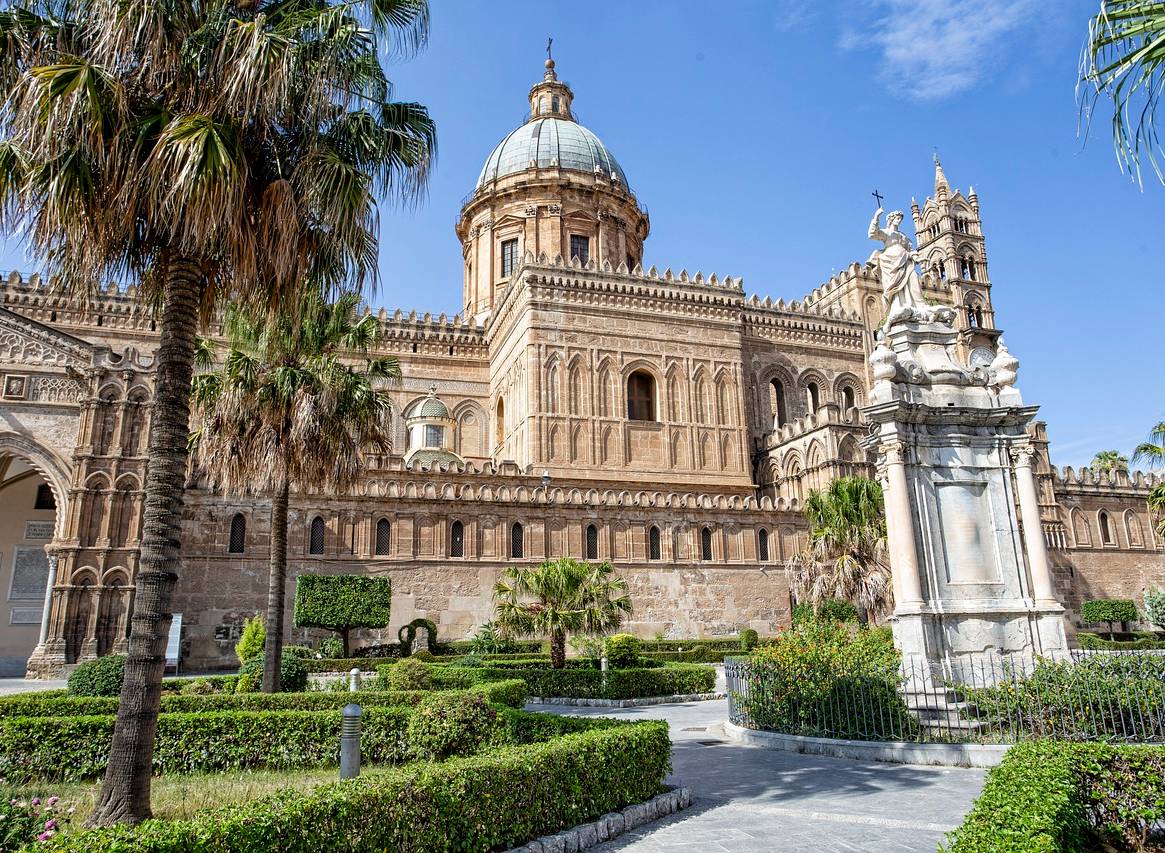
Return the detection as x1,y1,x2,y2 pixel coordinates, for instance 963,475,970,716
1055,465,1164,491
760,404,865,451
0,269,155,333
365,306,487,355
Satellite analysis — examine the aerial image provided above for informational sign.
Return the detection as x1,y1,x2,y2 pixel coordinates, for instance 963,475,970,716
24,521,54,540
165,613,183,672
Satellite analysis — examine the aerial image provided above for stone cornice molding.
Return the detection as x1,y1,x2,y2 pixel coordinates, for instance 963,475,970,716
0,305,96,368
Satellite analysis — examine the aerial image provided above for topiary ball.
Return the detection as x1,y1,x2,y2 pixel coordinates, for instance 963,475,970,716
739,628,760,651
67,655,126,697
387,657,433,691
604,633,641,668
406,692,499,760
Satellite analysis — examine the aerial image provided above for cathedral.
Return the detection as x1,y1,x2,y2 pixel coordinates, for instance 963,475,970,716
0,59,1160,676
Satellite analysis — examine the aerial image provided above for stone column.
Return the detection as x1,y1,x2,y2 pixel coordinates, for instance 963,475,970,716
882,441,924,608
1011,445,1058,605
35,551,59,649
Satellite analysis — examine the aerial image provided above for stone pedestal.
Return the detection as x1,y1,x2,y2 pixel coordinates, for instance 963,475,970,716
860,309,1067,684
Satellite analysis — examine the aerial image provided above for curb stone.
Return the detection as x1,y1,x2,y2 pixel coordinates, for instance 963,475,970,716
528,692,723,707
504,787,692,853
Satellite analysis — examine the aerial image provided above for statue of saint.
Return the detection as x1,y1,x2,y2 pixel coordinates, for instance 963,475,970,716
867,207,927,322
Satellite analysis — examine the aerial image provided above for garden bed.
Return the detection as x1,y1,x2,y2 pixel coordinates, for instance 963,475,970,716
16,713,671,851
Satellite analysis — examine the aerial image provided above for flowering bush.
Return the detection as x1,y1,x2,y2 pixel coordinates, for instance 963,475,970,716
0,795,71,847
735,620,916,740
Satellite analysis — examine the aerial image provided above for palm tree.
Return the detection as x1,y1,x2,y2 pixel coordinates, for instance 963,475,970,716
1133,421,1165,468
1090,449,1130,475
1080,2,1165,184
1133,421,1165,539
191,291,398,692
785,476,892,624
0,0,433,826
493,558,632,669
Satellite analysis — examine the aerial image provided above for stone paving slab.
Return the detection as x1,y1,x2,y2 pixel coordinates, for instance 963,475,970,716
527,699,985,853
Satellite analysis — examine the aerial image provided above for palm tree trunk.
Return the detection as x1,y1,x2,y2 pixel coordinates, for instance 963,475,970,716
262,478,290,693
550,629,566,669
86,258,203,827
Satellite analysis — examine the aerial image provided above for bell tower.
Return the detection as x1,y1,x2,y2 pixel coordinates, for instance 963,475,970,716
910,155,1000,363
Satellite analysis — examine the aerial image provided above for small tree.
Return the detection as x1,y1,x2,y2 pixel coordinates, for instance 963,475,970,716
235,615,265,666
493,558,632,668
293,575,391,657
1144,588,1165,631
1080,598,1139,640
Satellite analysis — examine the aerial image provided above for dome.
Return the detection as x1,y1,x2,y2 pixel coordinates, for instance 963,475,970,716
408,395,451,420
476,118,629,190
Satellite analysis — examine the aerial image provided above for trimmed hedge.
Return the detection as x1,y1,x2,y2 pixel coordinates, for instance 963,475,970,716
293,574,391,655
1076,631,1165,650
38,718,670,852
66,656,126,697
380,662,715,700
1079,599,1139,626
0,682,529,784
0,681,528,719
943,741,1165,852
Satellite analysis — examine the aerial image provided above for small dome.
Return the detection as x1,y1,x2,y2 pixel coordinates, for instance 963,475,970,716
408,390,451,420
476,118,629,190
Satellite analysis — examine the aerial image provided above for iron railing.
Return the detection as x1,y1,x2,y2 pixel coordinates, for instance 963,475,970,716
725,650,1165,744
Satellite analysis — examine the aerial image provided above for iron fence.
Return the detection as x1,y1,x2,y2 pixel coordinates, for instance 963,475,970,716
725,650,1165,744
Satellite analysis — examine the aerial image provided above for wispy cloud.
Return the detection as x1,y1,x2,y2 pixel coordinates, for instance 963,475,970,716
840,0,1041,101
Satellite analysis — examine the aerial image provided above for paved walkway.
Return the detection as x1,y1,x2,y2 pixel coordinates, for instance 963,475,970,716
527,699,985,853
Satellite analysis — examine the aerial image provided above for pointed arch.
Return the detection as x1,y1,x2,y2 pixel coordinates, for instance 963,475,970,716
714,370,734,426
544,355,561,413
596,360,614,417
1071,508,1092,547
548,424,565,461
665,365,683,422
692,369,709,424
1124,510,1144,548
698,432,714,470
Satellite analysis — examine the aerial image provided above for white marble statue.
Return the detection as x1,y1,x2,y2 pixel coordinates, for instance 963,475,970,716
867,207,928,324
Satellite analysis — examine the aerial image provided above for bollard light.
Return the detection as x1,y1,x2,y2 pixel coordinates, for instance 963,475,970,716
340,703,362,779
349,667,361,693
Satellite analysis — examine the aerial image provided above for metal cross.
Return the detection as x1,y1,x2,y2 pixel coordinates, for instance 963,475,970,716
871,189,884,208
546,37,553,61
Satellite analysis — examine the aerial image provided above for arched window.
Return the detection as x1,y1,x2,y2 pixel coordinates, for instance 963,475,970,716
510,522,524,559
806,382,821,413
308,516,326,555
700,527,713,561
375,518,391,556
769,379,788,428
228,513,246,554
495,398,505,447
1098,511,1115,546
585,524,599,560
841,386,856,413
649,526,661,561
450,520,465,557
757,528,770,563
627,370,656,421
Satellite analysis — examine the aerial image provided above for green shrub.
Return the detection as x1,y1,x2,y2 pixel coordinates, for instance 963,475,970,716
180,679,217,696
791,598,858,627
317,637,345,659
386,657,432,691
407,692,499,760
963,653,1165,741
397,617,439,657
351,642,401,659
604,633,641,668
66,655,126,697
739,628,759,651
293,574,391,657
234,673,257,694
235,615,265,665
468,620,519,655
943,741,1165,853
1144,587,1165,630
40,719,671,852
736,621,916,740
238,653,309,693
410,649,436,663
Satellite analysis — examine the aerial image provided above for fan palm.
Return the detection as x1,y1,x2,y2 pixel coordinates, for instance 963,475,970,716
1133,421,1165,539
785,476,892,624
0,0,434,826
493,558,633,669
191,291,398,692
1090,449,1130,475
1080,1,1165,184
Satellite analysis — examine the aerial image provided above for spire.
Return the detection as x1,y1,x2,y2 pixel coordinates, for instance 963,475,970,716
933,151,949,203
528,43,574,121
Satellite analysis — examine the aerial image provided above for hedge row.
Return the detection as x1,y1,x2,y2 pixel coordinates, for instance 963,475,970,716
40,720,671,852
1076,632,1165,651
0,681,528,719
383,662,715,700
943,741,1165,852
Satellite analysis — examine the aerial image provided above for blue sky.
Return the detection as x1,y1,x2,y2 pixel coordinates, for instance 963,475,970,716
1,0,1161,469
